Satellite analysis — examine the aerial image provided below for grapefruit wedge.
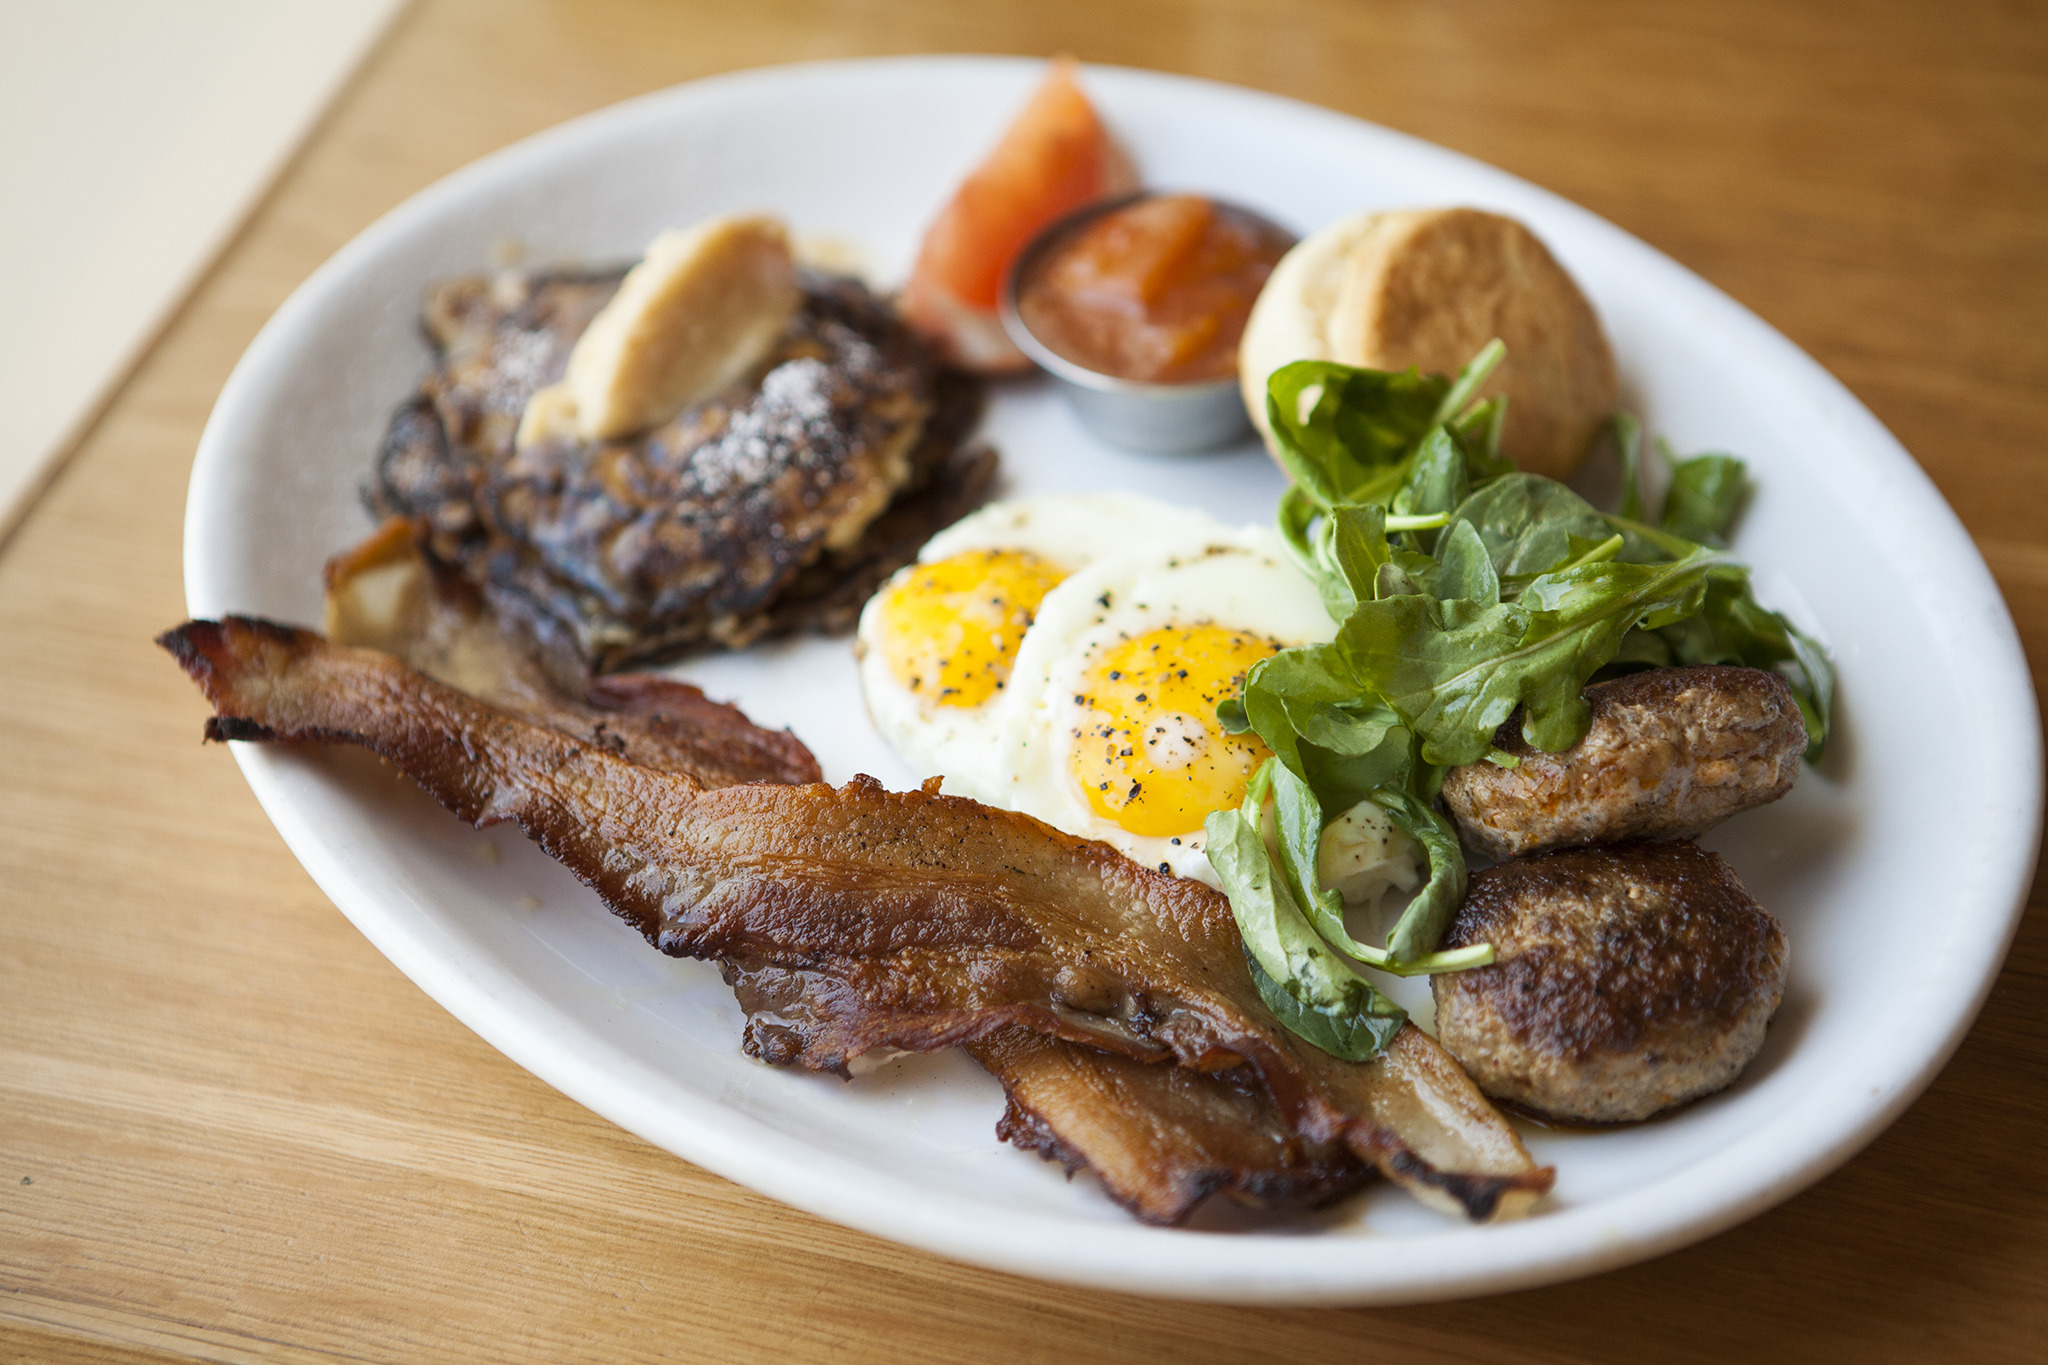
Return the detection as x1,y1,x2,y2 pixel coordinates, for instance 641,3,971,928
901,59,1137,372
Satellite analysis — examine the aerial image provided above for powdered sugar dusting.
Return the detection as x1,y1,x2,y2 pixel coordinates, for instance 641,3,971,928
492,330,560,403
681,322,885,498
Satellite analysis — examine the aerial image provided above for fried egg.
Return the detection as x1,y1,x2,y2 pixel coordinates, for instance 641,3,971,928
993,523,1336,884
854,494,1228,800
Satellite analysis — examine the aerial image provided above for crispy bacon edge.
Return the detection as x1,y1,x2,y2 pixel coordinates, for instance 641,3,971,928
322,520,1360,1224
967,1029,1373,1223
158,616,1552,1222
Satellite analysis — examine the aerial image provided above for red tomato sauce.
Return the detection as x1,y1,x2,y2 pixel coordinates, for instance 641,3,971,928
1017,195,1293,385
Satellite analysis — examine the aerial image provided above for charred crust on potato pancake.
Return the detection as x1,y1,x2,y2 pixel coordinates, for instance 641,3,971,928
369,267,988,672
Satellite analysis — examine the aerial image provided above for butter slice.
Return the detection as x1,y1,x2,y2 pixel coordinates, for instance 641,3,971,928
520,215,800,447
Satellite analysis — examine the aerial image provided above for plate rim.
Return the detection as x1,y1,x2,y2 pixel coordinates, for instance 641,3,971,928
181,54,2044,1304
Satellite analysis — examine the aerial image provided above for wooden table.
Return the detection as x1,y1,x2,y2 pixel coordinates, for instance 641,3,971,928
4,1,2043,1359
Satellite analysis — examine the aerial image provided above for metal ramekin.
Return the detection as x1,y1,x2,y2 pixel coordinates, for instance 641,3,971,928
998,192,1296,453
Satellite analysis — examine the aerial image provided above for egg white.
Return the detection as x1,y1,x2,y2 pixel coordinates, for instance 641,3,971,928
915,492,1230,568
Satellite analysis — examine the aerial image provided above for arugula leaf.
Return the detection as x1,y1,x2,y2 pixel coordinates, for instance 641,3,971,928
1239,647,1360,773
1280,498,1456,619
1266,344,1505,558
1661,447,1749,546
1230,633,1482,983
1278,488,1403,621
1294,697,1407,759
1226,753,1483,980
1655,563,1835,758
1392,427,1472,551
1786,626,1835,759
1203,788,1404,1043
1605,626,1675,672
1448,473,1614,581
1298,735,1415,819
1432,519,1501,606
1373,790,1470,966
1244,949,1405,1062
1341,553,1717,764
1265,361,1447,508
1322,504,1396,617
1602,511,1704,564
1450,398,1514,481
1613,411,1647,523
1334,595,1527,765
1269,760,1373,957
1237,650,1410,814
1510,554,1718,748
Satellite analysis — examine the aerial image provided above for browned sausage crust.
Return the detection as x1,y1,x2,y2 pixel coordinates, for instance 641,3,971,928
1432,841,1788,1124
1440,665,1806,861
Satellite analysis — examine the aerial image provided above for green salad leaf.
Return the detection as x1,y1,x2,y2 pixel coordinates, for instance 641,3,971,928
1392,427,1472,550
1339,551,1718,766
1372,789,1468,964
1205,341,1834,1063
1652,563,1835,760
1203,769,1407,1041
1661,446,1749,546
1244,949,1406,1062
1431,520,1501,607
1613,412,1647,523
1266,361,1448,508
1449,473,1613,580
1270,759,1362,953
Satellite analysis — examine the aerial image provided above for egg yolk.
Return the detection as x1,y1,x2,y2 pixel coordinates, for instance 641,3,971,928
878,549,1067,708
1069,624,1280,837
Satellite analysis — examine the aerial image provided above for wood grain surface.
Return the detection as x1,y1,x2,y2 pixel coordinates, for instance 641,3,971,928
3,0,2044,1360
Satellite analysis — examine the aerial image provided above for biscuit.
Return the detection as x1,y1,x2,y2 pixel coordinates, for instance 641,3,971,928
1241,207,1617,480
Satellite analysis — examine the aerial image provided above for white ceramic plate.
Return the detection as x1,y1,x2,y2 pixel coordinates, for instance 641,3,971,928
182,56,2042,1304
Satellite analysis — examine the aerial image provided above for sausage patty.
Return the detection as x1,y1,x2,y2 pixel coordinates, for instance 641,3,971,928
1441,665,1806,861
1432,841,1788,1124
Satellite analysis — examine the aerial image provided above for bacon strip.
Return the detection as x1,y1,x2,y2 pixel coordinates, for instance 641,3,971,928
158,617,1551,1220
967,1029,1372,1224
327,522,1357,1221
